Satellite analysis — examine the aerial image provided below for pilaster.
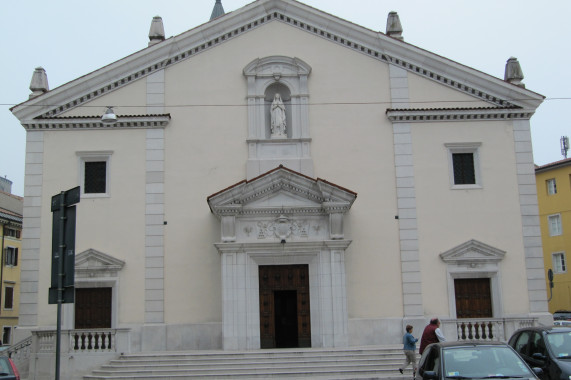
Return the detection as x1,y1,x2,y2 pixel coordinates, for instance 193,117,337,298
389,64,423,317
19,131,44,327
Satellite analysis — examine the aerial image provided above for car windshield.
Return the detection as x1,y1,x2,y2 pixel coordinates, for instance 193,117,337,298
546,331,571,359
443,346,535,379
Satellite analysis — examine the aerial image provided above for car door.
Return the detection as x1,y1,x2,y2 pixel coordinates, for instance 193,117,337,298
527,332,549,380
418,345,441,380
512,331,548,380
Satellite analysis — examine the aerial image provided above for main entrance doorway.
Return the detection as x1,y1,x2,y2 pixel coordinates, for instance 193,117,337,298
259,265,311,348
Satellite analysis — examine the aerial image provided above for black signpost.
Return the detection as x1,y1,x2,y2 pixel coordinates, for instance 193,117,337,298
49,186,80,380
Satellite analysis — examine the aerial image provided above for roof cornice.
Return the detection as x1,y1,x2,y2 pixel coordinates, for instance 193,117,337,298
11,0,544,122
386,107,535,123
21,115,170,131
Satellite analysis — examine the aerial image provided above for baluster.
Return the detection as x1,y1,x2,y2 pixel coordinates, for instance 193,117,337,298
94,332,100,350
457,323,462,340
466,322,472,339
87,333,93,349
489,322,495,340
460,322,467,340
80,333,86,350
481,322,488,340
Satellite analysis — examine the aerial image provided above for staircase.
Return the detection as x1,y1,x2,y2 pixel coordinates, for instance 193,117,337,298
84,345,415,379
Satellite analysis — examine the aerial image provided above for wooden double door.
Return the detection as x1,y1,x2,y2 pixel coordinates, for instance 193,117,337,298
259,265,311,348
75,287,112,329
454,278,492,318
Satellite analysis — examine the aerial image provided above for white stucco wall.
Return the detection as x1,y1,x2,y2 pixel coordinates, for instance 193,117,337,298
24,16,543,347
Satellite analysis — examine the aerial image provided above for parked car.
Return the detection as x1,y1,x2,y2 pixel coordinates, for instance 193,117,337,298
553,311,571,321
417,341,540,380
509,326,571,380
0,355,19,380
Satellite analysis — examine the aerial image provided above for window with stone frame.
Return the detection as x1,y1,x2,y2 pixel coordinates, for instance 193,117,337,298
445,143,482,188
77,151,112,197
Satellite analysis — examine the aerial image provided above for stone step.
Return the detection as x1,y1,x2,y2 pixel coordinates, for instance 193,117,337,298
84,346,416,379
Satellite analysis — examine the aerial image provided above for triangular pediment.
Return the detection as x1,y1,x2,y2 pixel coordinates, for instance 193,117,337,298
246,189,321,209
440,239,506,265
11,0,542,123
208,166,356,216
75,248,125,277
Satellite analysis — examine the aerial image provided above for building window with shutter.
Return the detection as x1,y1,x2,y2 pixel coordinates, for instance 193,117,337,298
445,143,482,189
4,286,13,310
548,214,563,236
77,151,112,197
2,327,11,345
547,178,557,195
4,247,18,266
553,252,567,273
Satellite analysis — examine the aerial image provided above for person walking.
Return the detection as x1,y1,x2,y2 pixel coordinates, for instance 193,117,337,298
398,324,418,377
419,318,446,355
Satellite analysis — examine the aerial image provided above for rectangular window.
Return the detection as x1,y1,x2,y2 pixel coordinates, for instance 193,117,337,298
77,151,112,197
548,214,563,236
4,287,13,310
2,327,11,346
547,179,557,195
84,161,107,193
446,143,482,189
452,153,476,185
553,252,567,273
3,228,20,238
4,247,17,266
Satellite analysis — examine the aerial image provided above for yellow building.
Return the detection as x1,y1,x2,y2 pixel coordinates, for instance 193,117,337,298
536,158,571,313
0,188,22,346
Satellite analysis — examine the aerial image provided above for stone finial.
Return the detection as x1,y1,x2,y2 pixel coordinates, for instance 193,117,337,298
210,0,225,21
29,67,49,99
148,16,165,46
504,57,525,88
386,11,403,40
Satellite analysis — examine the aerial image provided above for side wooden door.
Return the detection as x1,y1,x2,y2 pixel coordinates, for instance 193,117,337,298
75,287,112,329
454,278,492,318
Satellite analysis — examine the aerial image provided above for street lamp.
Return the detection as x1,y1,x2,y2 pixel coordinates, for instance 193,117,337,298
101,107,118,124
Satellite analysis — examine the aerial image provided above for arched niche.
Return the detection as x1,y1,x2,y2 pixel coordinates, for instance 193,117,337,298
264,83,292,139
243,56,314,180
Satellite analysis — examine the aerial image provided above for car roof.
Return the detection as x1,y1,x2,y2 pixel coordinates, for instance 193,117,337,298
431,341,509,349
513,326,571,334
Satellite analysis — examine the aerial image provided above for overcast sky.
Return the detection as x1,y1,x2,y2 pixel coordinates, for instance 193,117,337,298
1,0,569,196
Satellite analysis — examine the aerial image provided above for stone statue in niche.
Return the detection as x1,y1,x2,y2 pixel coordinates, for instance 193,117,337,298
270,93,287,138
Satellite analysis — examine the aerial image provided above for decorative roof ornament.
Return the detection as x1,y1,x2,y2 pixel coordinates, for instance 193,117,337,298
386,11,403,41
504,57,525,88
148,16,165,46
210,0,225,21
29,67,49,99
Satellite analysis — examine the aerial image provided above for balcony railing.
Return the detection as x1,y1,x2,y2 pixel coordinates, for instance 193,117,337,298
34,328,130,353
441,317,537,342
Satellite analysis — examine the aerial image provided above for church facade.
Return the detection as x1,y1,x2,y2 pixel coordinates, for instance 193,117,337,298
11,0,549,375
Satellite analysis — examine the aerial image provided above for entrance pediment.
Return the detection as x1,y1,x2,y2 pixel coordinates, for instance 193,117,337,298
208,166,357,242
208,166,356,216
75,248,125,278
440,239,506,265
245,190,321,210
